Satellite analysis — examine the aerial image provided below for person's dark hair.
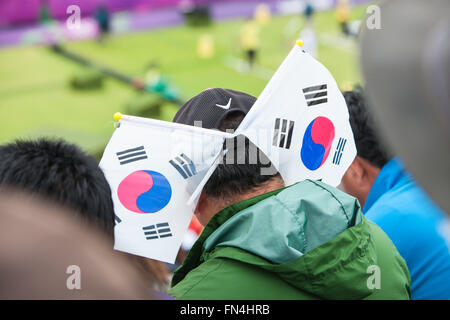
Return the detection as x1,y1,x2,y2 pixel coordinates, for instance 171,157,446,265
343,86,392,168
204,112,282,198
0,138,115,237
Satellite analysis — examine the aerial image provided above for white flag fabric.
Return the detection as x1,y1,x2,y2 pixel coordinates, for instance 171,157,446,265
235,43,356,187
99,115,231,263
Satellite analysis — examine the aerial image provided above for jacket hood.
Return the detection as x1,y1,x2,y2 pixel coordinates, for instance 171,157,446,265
172,180,382,299
204,180,363,263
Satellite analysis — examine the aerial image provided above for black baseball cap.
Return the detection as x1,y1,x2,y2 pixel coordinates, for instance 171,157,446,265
173,88,256,129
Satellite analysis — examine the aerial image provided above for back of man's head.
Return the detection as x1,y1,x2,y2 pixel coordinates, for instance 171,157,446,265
343,87,391,168
0,138,115,236
203,112,283,200
341,87,393,207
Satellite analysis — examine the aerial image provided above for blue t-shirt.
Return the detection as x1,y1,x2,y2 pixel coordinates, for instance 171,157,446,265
364,158,450,300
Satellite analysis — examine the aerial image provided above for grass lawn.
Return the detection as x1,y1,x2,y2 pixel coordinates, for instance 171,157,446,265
0,4,370,157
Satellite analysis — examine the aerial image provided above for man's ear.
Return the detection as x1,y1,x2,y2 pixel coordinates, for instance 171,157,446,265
342,156,380,209
359,156,382,185
194,192,207,216
347,157,367,186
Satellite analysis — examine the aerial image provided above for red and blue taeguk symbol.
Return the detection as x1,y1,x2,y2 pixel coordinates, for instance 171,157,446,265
300,116,335,170
117,170,172,214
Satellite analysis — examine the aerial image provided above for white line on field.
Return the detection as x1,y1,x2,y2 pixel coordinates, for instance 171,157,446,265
317,32,358,54
224,55,275,81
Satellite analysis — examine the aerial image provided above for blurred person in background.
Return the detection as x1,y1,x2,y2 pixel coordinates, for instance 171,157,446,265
303,1,315,25
0,189,157,299
336,0,351,37
341,88,450,300
94,4,111,43
282,2,316,53
239,17,260,69
38,0,52,25
168,88,411,299
0,138,172,293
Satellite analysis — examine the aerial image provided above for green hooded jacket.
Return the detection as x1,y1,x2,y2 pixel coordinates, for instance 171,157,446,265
169,180,411,299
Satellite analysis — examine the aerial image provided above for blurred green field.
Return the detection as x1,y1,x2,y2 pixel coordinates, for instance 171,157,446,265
0,4,369,156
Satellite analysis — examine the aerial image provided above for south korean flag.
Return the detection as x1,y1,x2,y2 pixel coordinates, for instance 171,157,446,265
235,42,356,187
99,114,231,263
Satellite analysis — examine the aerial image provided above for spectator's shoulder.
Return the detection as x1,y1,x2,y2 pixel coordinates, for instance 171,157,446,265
168,257,226,300
169,251,284,300
367,198,441,237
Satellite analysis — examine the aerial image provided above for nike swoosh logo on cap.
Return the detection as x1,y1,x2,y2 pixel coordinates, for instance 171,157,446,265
215,98,232,110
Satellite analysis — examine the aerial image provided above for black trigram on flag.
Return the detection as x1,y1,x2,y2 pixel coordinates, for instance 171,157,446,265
143,222,172,240
332,138,347,165
169,153,197,179
273,118,295,149
302,84,328,106
114,214,122,225
116,146,147,165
